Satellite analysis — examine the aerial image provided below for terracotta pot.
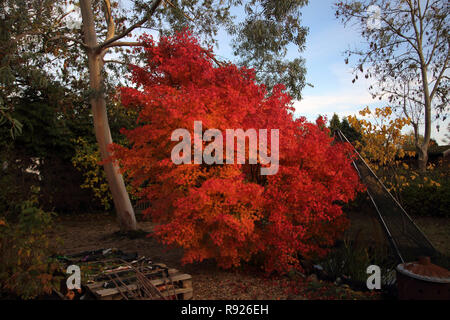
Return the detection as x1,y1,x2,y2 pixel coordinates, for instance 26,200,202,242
396,256,450,300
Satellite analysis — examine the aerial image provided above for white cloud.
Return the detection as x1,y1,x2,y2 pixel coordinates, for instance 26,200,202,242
293,64,381,121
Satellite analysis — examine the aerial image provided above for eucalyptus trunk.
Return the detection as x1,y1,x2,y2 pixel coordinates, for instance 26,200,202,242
417,51,431,172
79,0,137,231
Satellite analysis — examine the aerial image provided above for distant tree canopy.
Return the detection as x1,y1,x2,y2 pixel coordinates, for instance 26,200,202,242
328,113,362,143
329,113,341,135
231,0,310,99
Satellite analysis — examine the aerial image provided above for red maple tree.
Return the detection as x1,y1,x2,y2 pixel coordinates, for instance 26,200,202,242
111,30,363,273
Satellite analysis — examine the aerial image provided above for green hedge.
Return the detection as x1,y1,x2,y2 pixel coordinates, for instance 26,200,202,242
400,170,450,218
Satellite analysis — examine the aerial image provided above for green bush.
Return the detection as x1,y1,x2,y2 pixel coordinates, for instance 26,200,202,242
319,233,396,288
0,188,59,299
400,168,450,218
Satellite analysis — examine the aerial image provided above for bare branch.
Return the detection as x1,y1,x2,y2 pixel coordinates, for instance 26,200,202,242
54,8,77,27
103,59,129,66
47,35,88,49
98,0,163,51
105,41,143,48
404,0,422,52
203,49,224,67
103,0,115,41
426,18,446,66
430,51,449,100
380,15,419,54
164,0,195,22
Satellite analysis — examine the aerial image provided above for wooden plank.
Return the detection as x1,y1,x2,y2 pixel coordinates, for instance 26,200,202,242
86,267,179,291
98,287,192,300
93,273,192,298
181,279,193,300
160,287,193,299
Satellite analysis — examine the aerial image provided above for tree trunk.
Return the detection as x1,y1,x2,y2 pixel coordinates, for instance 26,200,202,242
418,61,431,172
411,6,431,173
417,146,428,172
80,0,137,231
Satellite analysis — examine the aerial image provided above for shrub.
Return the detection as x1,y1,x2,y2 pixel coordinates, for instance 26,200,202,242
320,233,396,288
0,187,58,299
72,137,139,211
111,31,363,274
400,168,450,218
72,137,113,210
348,106,415,194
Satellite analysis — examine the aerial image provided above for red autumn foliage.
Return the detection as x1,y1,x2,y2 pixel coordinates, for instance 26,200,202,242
111,30,363,274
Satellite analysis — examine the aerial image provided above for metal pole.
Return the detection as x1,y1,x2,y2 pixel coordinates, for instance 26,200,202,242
337,130,437,252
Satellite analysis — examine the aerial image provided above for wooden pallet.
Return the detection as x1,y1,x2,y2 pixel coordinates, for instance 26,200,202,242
85,264,193,300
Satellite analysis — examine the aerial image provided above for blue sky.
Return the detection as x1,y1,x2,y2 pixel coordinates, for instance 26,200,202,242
209,0,448,144
211,0,383,121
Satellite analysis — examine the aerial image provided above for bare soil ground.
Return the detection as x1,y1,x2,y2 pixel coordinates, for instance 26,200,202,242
49,212,386,300
346,210,450,256
414,217,450,255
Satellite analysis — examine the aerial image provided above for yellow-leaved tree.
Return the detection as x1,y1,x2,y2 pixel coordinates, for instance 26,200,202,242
348,107,441,199
72,137,113,210
72,137,139,211
348,107,414,196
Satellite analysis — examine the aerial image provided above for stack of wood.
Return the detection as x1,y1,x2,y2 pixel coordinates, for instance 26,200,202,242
56,249,193,300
